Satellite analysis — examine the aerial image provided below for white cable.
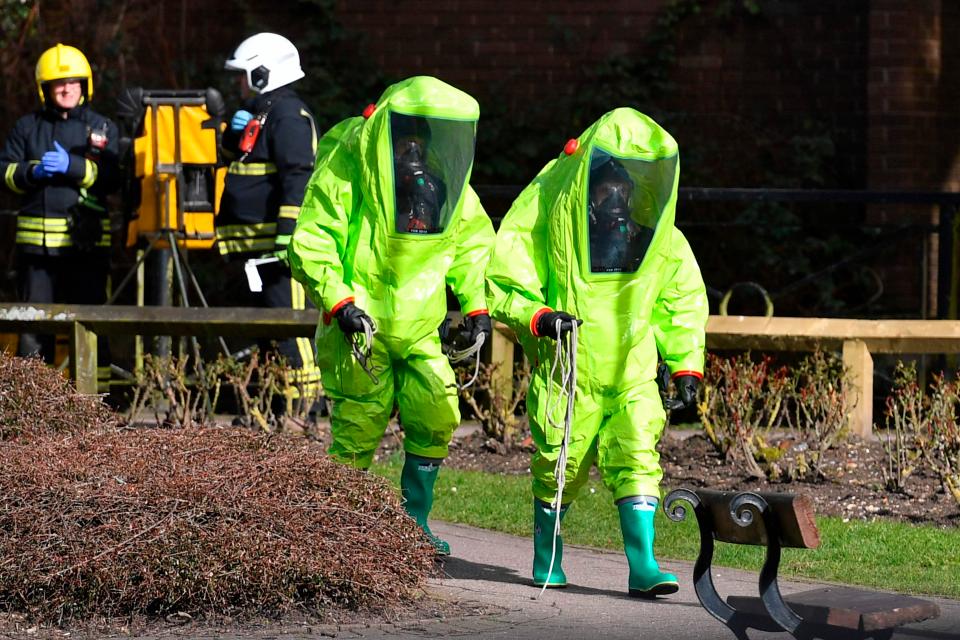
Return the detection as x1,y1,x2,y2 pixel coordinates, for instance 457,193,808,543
348,316,379,384
447,332,486,390
536,318,577,599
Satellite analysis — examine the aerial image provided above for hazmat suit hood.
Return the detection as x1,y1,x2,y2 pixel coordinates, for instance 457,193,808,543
559,108,679,278
485,107,706,505
357,76,478,237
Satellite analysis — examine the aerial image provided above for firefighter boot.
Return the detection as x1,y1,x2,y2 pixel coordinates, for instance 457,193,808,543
401,453,450,555
533,499,569,587
618,496,679,598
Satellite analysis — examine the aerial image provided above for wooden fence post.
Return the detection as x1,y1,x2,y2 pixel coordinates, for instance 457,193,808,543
842,339,874,439
70,321,98,395
490,324,514,400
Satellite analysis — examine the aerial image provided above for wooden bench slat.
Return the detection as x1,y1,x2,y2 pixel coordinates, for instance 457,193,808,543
728,587,941,632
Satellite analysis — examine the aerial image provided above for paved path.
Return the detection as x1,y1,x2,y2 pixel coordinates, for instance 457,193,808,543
328,521,960,640
124,521,959,639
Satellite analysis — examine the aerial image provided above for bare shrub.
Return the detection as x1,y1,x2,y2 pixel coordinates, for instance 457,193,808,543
700,353,789,479
128,351,321,431
458,359,531,449
881,362,925,493
883,363,960,503
783,349,849,480
0,352,117,439
0,427,435,623
920,375,960,503
127,353,224,428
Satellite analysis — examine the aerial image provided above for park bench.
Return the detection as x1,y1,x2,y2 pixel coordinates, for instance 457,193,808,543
662,488,940,640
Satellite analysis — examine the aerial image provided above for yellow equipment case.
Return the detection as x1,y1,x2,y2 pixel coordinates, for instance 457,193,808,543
117,88,226,249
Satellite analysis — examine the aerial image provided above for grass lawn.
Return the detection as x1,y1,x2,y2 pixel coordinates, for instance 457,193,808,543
373,455,960,599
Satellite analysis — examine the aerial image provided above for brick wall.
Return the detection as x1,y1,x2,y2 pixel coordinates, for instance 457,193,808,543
336,1,871,186
335,1,665,102
865,0,960,317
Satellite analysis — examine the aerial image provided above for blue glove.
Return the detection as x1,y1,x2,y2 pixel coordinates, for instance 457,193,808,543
41,141,70,175
32,163,52,179
230,110,254,131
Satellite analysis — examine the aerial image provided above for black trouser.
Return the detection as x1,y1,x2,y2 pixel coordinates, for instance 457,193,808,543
16,252,110,375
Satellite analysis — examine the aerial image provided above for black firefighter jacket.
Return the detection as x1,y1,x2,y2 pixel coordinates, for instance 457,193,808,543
0,104,119,255
216,86,317,260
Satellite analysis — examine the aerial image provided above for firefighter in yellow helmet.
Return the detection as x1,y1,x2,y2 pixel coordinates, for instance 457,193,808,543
0,44,118,384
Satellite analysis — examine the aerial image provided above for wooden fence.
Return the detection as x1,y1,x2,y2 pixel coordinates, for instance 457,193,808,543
3,303,959,438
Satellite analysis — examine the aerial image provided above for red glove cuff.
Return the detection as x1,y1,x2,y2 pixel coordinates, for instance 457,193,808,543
530,307,552,337
323,296,355,325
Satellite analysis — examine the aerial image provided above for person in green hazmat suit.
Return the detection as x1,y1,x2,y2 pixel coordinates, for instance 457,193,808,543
287,77,495,555
486,108,707,596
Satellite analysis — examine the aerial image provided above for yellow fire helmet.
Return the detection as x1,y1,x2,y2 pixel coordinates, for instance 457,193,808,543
35,43,93,105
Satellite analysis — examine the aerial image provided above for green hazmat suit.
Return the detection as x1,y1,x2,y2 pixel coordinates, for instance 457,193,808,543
486,107,708,505
288,76,495,470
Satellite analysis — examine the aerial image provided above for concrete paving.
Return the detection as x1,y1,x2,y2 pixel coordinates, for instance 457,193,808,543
329,521,960,640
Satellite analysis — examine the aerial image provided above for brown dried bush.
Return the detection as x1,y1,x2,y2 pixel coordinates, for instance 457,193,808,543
0,354,435,623
0,428,435,623
0,352,117,439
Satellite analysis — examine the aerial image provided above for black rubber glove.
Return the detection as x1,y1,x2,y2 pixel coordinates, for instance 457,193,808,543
335,302,372,336
463,312,492,344
674,374,700,410
535,311,582,340
438,317,453,343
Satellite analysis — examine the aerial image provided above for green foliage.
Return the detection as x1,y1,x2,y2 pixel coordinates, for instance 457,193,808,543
0,0,39,128
0,0,36,49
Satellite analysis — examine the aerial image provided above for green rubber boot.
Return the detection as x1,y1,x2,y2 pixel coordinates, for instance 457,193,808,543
401,454,450,556
533,499,569,587
618,496,679,598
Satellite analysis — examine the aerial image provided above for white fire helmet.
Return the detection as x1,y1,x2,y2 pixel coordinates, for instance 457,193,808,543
224,32,305,94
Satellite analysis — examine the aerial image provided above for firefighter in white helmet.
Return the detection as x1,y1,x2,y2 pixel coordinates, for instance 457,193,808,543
0,43,118,387
217,33,322,416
